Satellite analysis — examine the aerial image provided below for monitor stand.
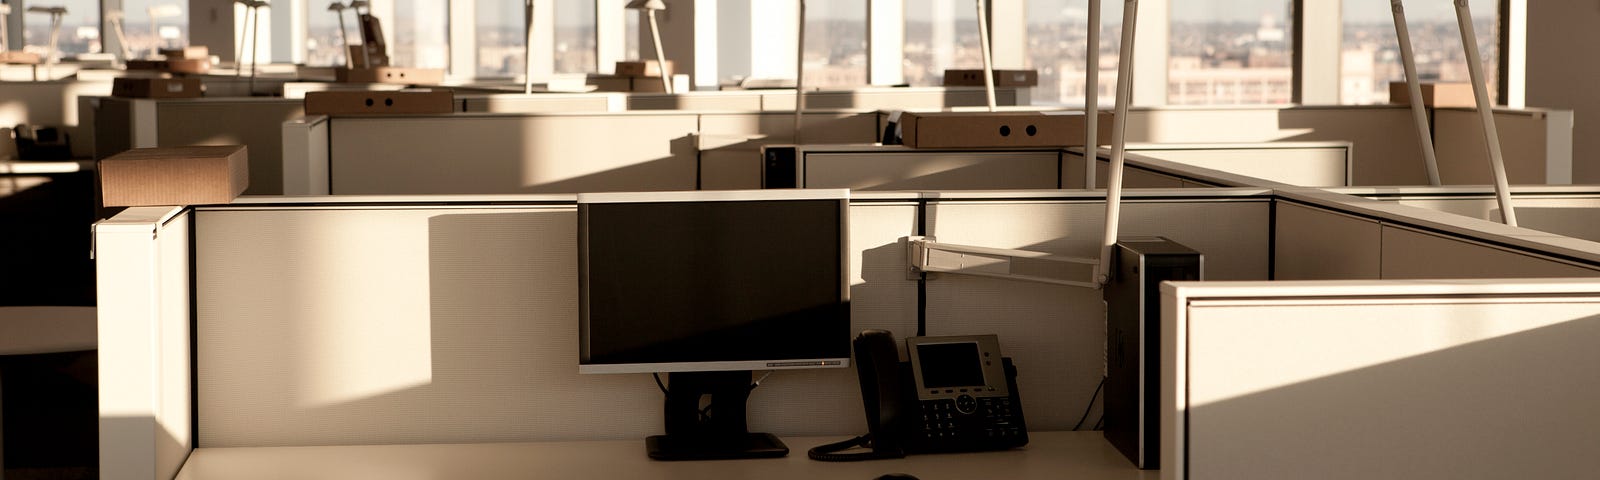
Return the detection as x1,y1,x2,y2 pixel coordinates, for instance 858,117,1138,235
646,370,790,461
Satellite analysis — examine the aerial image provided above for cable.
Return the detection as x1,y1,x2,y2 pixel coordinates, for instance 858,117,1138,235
1093,413,1104,431
1073,376,1106,431
916,272,928,337
652,372,669,395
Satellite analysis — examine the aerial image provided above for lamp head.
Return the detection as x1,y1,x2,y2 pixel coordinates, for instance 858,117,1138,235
328,2,346,11
27,6,68,14
348,0,368,9
624,0,665,11
233,0,269,8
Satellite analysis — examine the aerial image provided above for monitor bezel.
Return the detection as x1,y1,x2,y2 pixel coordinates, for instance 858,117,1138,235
577,189,852,374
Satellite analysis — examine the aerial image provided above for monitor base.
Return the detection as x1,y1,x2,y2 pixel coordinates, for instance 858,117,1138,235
646,432,790,461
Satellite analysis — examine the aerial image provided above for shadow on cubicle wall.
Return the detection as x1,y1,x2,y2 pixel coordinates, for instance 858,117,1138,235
1182,309,1600,480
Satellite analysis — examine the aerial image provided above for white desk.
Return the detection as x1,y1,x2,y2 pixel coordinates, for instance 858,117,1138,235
175,431,1154,480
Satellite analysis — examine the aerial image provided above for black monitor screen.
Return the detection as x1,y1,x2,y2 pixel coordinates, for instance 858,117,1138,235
579,194,850,372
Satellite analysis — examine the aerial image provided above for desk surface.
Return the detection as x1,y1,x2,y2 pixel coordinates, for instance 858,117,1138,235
176,431,1154,480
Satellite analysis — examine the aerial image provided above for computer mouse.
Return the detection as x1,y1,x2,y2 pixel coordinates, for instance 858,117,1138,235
875,474,919,480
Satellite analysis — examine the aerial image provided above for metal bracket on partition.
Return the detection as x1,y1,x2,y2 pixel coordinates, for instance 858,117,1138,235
906,236,1099,289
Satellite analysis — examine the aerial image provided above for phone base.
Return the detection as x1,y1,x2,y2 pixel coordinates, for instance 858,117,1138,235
646,432,790,461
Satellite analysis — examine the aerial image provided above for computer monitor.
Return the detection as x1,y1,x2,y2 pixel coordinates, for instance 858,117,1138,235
577,189,852,460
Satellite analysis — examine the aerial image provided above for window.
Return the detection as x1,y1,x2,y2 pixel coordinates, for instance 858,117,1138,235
1340,0,1498,104
393,0,448,68
118,0,187,58
903,0,976,86
306,2,351,67
803,0,866,88
1024,0,1122,106
1168,0,1294,105
23,0,99,58
476,0,522,77
553,0,596,73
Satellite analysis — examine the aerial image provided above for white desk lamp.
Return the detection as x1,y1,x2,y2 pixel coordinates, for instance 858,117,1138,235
347,0,371,68
147,4,182,57
1452,0,1515,226
1083,0,1101,188
973,0,996,111
792,0,804,142
26,6,67,78
105,10,134,61
233,0,269,93
328,2,352,68
1094,0,1139,285
626,0,670,95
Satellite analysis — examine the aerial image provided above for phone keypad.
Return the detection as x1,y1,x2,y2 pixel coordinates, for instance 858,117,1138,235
917,396,1025,443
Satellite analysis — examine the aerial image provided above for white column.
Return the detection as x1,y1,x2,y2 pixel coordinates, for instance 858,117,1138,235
749,0,796,80
867,0,903,85
271,0,307,63
596,0,625,74
1130,0,1166,106
987,0,1023,68
448,0,475,79
1295,0,1340,104
693,0,716,89
531,0,554,77
1501,0,1526,108
931,0,953,74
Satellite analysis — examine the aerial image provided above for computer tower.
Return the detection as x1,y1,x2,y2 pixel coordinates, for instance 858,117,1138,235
1103,237,1201,470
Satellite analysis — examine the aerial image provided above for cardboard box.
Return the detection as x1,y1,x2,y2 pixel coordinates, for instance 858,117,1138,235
111,77,204,98
99,145,248,207
943,69,1040,87
615,60,673,78
0,51,41,64
336,66,445,84
159,46,209,59
1388,81,1475,108
303,90,455,115
126,58,212,74
898,111,1114,148
588,75,667,93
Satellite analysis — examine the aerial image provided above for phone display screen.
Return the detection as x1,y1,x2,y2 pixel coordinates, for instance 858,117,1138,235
916,342,986,388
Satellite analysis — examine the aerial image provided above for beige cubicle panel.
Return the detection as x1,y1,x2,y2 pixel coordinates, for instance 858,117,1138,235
627,91,765,111
1120,142,1350,187
328,113,702,194
1164,280,1600,480
697,112,881,190
1272,202,1381,280
156,99,306,195
459,93,628,113
1433,108,1573,185
1122,106,1571,187
802,149,1062,190
1379,224,1600,279
924,192,1273,431
760,87,1025,111
0,80,115,158
1339,186,1600,244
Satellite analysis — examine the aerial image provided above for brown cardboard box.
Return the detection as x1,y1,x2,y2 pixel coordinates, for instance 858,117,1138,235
336,66,445,84
899,111,1114,148
615,60,673,78
943,69,1040,87
588,75,666,93
111,77,204,98
126,58,212,74
304,90,455,115
0,51,41,64
159,46,209,59
99,145,248,207
1388,81,1475,108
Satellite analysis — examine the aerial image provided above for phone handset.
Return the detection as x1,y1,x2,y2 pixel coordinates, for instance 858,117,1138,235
808,329,909,461
810,329,1028,461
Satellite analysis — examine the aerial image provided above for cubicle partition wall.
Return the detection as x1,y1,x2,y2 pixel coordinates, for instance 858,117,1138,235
89,97,308,194
96,190,1277,476
0,80,114,159
292,110,883,195
1121,105,1571,186
1336,186,1600,244
96,184,1600,479
774,144,1318,191
1162,279,1600,480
